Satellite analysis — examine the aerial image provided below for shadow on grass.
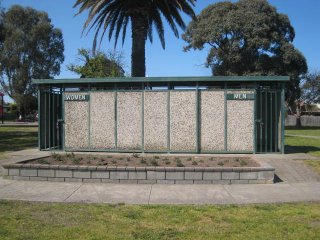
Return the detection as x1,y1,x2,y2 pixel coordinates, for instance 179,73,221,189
285,126,320,130
285,145,320,154
0,128,38,153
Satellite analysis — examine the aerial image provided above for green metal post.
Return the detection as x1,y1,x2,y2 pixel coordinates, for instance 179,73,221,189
253,86,257,154
114,83,118,150
270,92,273,152
167,83,171,153
260,89,262,153
88,91,91,148
62,86,65,151
224,83,228,151
281,83,285,154
265,90,268,152
275,91,278,152
38,88,41,150
141,87,144,153
196,82,200,153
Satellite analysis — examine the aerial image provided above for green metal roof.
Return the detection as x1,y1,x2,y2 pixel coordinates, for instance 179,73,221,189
32,76,290,85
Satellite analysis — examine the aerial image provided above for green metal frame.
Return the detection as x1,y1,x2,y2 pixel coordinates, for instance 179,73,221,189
281,83,285,154
33,76,290,85
37,89,41,150
37,77,288,154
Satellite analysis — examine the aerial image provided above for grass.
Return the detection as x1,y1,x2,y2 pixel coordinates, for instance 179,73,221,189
285,127,320,157
285,126,320,137
0,126,38,159
305,160,320,175
0,200,319,240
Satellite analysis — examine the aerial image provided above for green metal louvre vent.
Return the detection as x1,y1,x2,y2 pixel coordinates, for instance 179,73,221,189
33,76,288,154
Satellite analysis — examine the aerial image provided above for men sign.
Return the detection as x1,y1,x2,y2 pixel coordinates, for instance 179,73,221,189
227,93,254,100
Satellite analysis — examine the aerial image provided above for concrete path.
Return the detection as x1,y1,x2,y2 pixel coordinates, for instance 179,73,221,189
253,154,320,183
1,149,320,205
0,178,319,204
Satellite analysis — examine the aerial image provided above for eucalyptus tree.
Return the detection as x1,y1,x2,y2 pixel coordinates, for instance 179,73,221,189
183,0,307,104
74,0,196,77
0,5,64,115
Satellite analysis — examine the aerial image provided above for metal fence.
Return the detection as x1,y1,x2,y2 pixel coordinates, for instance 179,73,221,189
285,115,320,127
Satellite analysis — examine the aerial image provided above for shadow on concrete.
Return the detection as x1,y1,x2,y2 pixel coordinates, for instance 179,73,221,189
273,174,283,184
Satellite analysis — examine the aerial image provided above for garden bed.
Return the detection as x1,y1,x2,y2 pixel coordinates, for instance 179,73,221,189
3,153,275,184
27,153,260,168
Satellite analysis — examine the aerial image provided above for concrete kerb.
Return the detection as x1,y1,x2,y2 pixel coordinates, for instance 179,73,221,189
2,162,275,184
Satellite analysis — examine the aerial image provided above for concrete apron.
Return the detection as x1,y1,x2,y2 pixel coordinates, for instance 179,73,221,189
1,149,320,204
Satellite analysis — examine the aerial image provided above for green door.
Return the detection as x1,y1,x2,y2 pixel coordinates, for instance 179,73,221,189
255,88,281,153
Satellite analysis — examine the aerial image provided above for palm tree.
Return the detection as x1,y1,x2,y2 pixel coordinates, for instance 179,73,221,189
74,0,196,77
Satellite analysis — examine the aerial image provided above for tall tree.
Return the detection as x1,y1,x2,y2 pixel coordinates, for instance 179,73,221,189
74,0,196,77
0,5,64,115
182,0,307,104
301,71,320,104
68,48,125,78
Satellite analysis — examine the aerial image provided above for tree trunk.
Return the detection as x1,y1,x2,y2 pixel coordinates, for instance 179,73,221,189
131,15,147,77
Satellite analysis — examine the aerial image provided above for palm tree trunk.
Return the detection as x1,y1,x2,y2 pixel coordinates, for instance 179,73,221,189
131,15,147,77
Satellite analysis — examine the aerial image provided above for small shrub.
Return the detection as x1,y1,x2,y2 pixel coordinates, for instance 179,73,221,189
132,152,140,158
107,155,113,158
187,157,192,161
38,159,50,164
140,158,147,164
154,156,160,159
150,159,159,166
55,155,62,161
165,160,171,165
86,160,91,164
199,159,204,163
240,159,248,166
72,158,81,164
192,160,198,165
218,161,224,166
176,159,184,167
111,160,117,164
127,157,131,162
51,152,59,159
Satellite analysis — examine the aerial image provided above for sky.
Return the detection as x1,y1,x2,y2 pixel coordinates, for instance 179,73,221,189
2,0,320,101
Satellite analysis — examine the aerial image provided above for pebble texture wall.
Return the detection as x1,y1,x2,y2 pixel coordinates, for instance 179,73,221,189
200,91,225,151
64,94,89,149
170,91,196,151
144,91,168,151
227,91,254,151
90,92,115,149
63,90,256,152
117,92,142,150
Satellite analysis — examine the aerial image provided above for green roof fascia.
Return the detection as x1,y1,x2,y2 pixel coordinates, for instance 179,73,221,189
32,76,290,85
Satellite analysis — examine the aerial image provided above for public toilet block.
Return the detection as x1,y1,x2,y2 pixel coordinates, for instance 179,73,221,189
33,76,288,154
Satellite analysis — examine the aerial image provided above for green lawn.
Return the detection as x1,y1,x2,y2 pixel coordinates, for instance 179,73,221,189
285,127,320,157
0,200,319,240
0,126,38,159
285,126,320,137
305,160,320,175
